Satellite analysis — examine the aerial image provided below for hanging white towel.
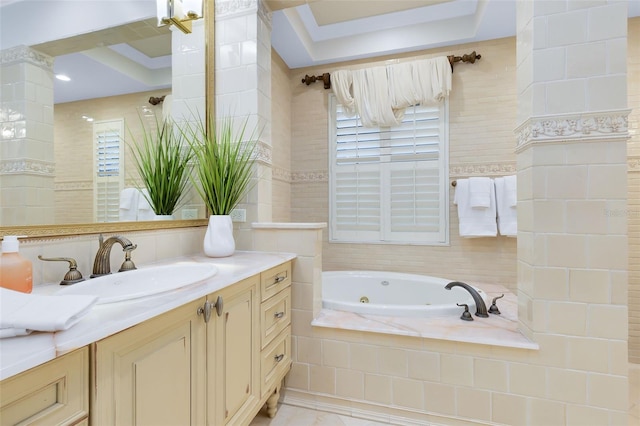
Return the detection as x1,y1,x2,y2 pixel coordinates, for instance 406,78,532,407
468,177,493,208
119,188,140,221
0,288,97,338
495,176,517,237
504,175,517,207
137,188,156,221
454,178,497,237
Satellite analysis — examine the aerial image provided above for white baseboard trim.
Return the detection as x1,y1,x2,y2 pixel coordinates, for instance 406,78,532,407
281,387,491,426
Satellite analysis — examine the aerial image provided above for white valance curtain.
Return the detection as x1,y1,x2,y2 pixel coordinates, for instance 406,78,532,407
331,56,452,128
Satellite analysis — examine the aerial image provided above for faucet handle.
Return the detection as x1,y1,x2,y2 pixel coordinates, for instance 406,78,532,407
118,246,137,272
456,303,474,321
38,255,85,285
488,294,504,315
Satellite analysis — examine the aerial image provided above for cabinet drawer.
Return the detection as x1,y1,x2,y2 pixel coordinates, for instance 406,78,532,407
0,347,89,426
260,262,291,302
261,288,291,349
260,326,291,398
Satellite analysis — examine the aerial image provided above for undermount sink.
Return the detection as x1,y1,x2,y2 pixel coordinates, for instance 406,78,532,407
55,262,218,304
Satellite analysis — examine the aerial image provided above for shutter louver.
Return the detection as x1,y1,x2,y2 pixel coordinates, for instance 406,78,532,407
330,97,448,244
94,120,124,222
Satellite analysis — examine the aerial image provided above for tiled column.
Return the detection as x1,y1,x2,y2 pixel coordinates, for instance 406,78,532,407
0,46,55,225
215,0,272,248
516,1,629,423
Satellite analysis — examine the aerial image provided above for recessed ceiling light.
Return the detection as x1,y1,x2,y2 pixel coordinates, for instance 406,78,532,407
55,74,71,81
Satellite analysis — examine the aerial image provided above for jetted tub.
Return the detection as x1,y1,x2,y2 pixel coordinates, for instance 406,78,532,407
322,271,490,318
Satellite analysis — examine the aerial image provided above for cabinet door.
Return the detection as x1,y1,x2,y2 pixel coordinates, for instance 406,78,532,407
92,299,206,426
209,275,260,426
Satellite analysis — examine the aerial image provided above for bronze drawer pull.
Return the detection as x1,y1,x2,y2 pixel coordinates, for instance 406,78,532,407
274,311,285,319
274,275,286,284
274,354,284,362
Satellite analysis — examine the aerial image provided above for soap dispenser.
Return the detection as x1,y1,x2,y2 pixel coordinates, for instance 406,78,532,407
0,236,33,293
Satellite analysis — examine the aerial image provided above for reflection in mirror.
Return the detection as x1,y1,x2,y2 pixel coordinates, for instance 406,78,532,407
0,1,207,232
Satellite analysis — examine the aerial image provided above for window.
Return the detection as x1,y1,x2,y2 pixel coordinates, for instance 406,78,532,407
93,119,124,222
329,96,449,245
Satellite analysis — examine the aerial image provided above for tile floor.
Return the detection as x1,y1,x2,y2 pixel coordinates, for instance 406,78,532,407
252,364,640,425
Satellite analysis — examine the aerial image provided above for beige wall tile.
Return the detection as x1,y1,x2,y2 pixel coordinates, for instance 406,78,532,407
350,343,379,373
567,337,610,373
392,378,424,410
423,382,456,416
529,397,566,426
547,301,587,335
286,362,309,390
546,234,588,268
587,373,628,411
491,392,527,426
587,305,628,339
568,269,610,303
440,354,473,387
456,387,490,422
378,347,408,377
298,336,322,365
566,404,610,425
547,367,588,404
322,340,350,369
309,365,336,395
407,350,440,381
364,374,392,405
335,368,364,400
473,358,508,392
509,363,547,398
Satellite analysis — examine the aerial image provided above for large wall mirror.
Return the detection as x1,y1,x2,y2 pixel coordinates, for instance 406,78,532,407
0,0,212,237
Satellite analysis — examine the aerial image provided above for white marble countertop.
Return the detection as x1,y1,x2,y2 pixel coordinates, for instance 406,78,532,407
312,283,539,350
0,251,295,381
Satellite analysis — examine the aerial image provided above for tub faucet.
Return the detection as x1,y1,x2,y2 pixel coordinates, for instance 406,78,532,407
445,281,488,318
91,235,137,278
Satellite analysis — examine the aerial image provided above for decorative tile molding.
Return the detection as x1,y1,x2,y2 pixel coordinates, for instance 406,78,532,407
272,166,291,183
254,140,272,165
291,171,329,183
54,180,92,191
0,45,53,69
215,0,270,23
0,159,55,175
449,162,517,177
630,155,640,172
515,109,631,152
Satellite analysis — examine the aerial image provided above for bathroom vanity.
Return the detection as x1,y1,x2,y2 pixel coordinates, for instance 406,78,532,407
0,252,293,426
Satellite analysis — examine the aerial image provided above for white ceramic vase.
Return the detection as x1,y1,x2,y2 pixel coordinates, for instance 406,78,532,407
203,215,235,257
153,214,174,220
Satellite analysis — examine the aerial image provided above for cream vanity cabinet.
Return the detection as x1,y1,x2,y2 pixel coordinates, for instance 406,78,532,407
90,260,292,426
0,347,90,425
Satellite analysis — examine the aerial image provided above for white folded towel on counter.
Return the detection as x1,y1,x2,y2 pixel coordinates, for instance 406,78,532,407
468,177,493,208
495,176,517,237
0,288,97,338
454,178,497,237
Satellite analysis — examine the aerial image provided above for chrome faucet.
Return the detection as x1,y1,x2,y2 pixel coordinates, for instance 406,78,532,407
91,235,137,278
445,281,489,318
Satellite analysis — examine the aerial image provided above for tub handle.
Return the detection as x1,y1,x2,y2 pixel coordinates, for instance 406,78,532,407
274,354,284,362
456,303,473,321
489,294,504,315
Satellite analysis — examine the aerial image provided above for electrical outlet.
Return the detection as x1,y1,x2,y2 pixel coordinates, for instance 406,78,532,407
230,209,246,222
182,209,198,220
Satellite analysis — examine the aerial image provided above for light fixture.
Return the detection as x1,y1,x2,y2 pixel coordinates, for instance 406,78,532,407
157,0,203,34
56,74,71,82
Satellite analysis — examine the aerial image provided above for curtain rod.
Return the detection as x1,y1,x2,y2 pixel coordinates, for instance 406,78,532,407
301,51,482,90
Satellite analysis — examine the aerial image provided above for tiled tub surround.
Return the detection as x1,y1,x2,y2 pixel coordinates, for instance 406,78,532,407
250,224,629,425
0,249,295,380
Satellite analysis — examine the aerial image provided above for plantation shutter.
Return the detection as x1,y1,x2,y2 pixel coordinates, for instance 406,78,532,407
330,97,448,244
93,119,124,222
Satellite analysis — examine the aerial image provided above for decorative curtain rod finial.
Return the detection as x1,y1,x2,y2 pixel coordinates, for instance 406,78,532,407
301,73,331,89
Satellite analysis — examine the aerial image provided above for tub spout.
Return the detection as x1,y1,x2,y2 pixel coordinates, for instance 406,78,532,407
445,281,488,318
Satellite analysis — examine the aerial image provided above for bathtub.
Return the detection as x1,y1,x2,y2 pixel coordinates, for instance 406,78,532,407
322,271,490,318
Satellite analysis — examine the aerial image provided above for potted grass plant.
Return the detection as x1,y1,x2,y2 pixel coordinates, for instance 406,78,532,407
186,114,258,257
129,116,193,219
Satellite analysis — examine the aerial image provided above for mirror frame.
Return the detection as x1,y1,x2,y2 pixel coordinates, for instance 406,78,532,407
0,2,214,239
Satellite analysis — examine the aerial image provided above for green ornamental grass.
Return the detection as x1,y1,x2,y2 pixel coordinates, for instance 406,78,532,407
129,116,193,216
186,115,258,216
